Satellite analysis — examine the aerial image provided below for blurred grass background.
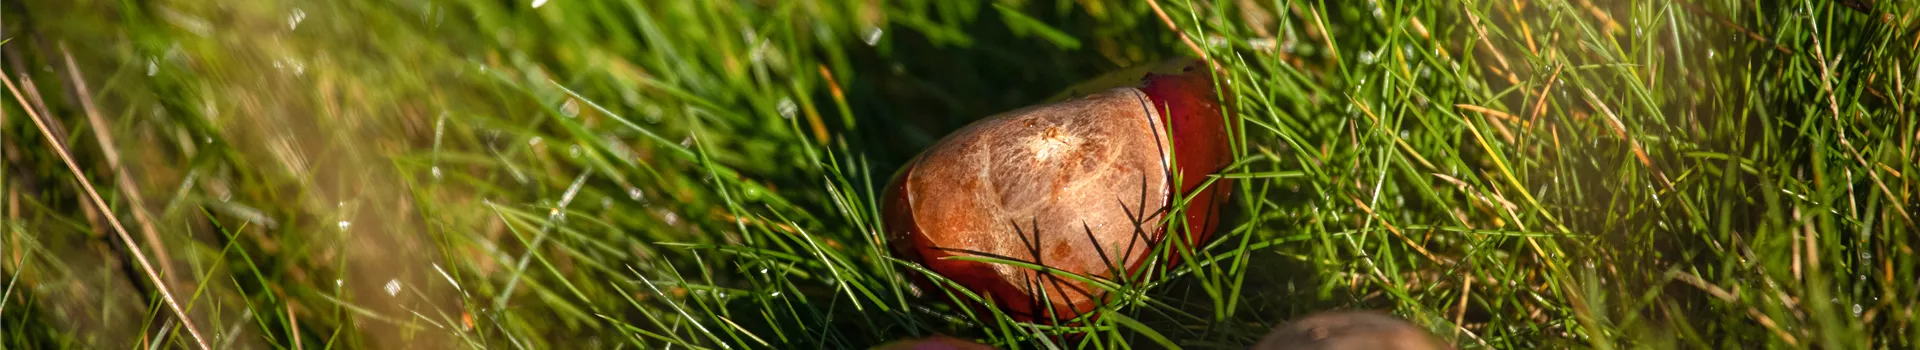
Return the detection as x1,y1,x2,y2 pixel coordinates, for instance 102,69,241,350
0,0,1914,348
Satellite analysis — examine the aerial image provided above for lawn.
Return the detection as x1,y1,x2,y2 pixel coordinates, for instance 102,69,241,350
0,0,1914,348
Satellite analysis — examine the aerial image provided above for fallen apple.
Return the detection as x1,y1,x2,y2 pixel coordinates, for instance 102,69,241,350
1252,311,1449,350
883,58,1233,322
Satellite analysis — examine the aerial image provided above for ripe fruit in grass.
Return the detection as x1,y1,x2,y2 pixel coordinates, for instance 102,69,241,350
882,59,1232,321
1251,311,1449,350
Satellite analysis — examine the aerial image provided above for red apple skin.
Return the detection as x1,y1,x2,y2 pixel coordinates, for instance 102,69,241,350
1252,311,1450,350
1139,61,1234,250
884,169,1043,318
883,59,1232,322
884,90,1170,321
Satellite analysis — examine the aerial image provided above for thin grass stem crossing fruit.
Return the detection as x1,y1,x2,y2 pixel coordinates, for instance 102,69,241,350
872,335,997,350
883,59,1232,322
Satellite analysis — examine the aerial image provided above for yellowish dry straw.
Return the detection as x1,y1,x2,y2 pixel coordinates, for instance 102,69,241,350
0,65,210,350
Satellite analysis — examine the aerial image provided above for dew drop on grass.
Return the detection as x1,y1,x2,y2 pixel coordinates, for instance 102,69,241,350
385,279,402,296
549,207,567,223
338,220,352,231
1250,38,1276,51
431,166,442,180
569,144,582,158
861,25,884,46
777,98,797,119
528,136,543,147
628,188,645,201
643,104,664,124
289,8,307,30
560,98,580,118
749,40,770,65
1359,51,1376,65
744,28,773,65
531,0,548,8
618,89,642,107
147,58,158,76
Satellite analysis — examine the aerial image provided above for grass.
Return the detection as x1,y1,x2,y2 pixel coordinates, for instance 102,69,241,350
0,0,1915,348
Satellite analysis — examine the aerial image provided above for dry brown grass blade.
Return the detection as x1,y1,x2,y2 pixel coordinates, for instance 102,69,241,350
1454,104,1518,143
1462,2,1520,85
1454,264,1472,338
59,43,182,291
1672,270,1800,346
1676,0,1794,55
0,66,211,350
288,302,304,350
1807,28,1914,225
1527,64,1563,125
1346,196,1440,263
1145,0,1224,74
1579,88,1668,184
1350,95,1439,170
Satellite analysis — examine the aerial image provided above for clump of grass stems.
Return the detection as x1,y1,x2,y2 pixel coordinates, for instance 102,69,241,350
0,0,1914,348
